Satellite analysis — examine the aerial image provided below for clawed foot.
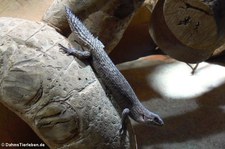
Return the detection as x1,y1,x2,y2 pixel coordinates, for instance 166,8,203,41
119,126,125,135
58,43,91,59
119,122,127,135
58,44,75,55
119,108,130,135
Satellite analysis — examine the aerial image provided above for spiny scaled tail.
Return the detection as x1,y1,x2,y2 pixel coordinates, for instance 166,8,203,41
65,7,104,50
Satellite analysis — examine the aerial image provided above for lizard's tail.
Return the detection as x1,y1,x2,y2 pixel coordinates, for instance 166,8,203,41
65,7,105,50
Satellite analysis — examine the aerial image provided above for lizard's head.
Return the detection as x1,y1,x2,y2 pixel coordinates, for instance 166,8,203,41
141,113,164,126
134,108,164,126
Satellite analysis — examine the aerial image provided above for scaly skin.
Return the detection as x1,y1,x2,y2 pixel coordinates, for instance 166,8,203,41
59,7,164,132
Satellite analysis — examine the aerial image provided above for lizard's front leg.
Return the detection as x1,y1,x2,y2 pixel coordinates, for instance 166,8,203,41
120,108,130,134
58,44,91,59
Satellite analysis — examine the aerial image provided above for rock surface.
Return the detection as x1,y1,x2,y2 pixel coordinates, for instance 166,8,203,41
43,0,145,52
0,0,53,21
0,17,136,149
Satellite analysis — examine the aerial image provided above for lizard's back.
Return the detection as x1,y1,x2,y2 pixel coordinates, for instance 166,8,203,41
91,47,140,108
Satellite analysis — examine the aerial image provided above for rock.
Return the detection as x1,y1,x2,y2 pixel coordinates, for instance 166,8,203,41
117,55,225,149
42,0,145,52
0,0,53,21
0,102,44,146
0,17,136,149
144,0,158,12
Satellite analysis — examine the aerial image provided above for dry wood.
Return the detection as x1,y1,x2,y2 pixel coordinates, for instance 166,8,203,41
150,0,225,63
164,0,218,50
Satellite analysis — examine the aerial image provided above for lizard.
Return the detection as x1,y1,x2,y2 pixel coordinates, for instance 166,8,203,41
59,7,164,132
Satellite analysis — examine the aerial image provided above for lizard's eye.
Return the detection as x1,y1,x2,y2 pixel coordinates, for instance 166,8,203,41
142,114,146,121
154,117,160,122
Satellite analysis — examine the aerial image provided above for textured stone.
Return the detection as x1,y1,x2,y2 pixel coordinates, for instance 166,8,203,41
0,0,53,21
43,0,145,52
0,17,136,149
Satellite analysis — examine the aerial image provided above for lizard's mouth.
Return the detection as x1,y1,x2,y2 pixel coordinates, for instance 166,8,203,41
143,114,164,126
152,116,164,126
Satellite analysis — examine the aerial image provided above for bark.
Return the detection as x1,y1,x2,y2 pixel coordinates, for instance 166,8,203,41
213,42,225,57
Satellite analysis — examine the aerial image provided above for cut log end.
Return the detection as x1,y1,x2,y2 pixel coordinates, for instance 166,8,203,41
149,0,225,63
164,0,217,50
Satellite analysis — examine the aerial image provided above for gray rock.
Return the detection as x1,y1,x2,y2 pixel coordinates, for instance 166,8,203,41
0,17,136,149
42,0,145,52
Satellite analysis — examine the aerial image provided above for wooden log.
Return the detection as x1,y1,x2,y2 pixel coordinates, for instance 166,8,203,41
149,0,225,63
144,0,158,12
213,43,225,57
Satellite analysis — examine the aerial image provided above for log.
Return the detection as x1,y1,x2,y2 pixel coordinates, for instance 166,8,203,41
213,42,225,57
0,17,136,149
149,0,225,63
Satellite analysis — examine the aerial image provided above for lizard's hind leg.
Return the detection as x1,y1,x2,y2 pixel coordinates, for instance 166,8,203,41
58,44,91,59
